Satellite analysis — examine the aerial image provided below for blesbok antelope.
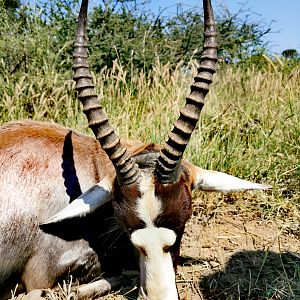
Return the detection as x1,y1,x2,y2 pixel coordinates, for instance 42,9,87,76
0,0,271,299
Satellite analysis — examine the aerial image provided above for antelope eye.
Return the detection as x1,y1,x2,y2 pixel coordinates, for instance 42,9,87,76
138,246,147,257
163,245,171,253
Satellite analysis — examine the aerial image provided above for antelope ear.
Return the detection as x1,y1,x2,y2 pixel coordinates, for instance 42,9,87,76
42,176,114,224
190,166,272,193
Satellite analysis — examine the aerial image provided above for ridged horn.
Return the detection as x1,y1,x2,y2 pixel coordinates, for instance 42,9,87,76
73,0,140,185
156,0,218,183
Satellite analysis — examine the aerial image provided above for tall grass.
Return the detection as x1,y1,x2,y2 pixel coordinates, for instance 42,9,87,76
0,60,299,212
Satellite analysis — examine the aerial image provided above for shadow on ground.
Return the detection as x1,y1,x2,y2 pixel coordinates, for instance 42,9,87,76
198,250,300,300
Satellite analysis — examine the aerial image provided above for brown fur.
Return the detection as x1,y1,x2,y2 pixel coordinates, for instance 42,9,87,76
0,121,150,299
0,120,196,299
154,167,194,268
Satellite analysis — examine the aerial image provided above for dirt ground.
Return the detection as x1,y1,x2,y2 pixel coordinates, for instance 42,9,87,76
177,208,300,299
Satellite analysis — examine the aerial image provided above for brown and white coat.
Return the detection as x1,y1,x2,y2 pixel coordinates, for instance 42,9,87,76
0,0,271,299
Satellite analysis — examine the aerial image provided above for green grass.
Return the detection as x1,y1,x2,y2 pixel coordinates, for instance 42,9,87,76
0,60,299,216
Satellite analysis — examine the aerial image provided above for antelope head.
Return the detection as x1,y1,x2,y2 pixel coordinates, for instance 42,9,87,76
46,0,271,299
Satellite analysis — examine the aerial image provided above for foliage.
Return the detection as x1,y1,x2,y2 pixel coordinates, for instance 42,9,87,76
282,48,299,59
2,0,21,12
216,5,272,62
88,2,160,71
86,1,273,69
35,0,79,48
0,0,274,74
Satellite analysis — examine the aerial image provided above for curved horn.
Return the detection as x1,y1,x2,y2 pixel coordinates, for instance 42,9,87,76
156,0,218,183
73,0,140,185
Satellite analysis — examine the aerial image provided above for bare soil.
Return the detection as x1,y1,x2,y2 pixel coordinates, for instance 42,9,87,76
177,206,300,299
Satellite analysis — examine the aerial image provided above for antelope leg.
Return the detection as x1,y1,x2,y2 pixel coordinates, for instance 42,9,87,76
76,276,122,299
15,289,45,300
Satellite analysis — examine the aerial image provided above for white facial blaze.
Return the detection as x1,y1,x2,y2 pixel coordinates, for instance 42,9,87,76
131,227,177,300
131,172,178,300
136,173,162,226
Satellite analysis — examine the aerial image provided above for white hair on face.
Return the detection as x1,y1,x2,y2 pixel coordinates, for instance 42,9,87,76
136,172,162,227
131,227,177,300
132,171,178,300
